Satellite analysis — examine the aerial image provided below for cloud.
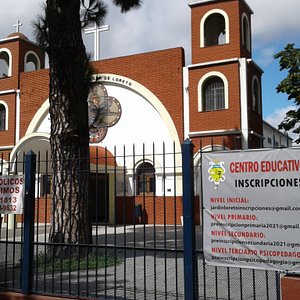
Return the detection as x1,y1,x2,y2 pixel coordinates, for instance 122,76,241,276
250,0,300,48
0,0,44,39
265,105,298,141
265,105,294,127
2,0,299,63
99,0,190,59
255,47,276,68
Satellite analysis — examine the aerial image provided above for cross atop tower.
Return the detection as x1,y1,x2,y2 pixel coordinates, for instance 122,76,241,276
13,19,23,33
84,23,110,61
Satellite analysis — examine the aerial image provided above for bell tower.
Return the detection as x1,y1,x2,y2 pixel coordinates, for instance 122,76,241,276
190,0,253,64
186,0,263,150
0,25,45,155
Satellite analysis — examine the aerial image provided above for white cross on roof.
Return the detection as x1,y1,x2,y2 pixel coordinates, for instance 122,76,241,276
13,19,23,33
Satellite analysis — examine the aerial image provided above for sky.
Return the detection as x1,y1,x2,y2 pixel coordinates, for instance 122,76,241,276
1,0,300,133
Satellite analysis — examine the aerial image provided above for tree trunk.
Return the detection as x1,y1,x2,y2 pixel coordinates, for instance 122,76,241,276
46,0,91,257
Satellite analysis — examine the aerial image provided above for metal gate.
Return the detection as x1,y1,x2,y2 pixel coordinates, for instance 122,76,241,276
0,142,280,299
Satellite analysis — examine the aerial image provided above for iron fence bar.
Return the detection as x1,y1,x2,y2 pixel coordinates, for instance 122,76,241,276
142,143,146,300
51,157,56,294
215,266,219,299
104,146,108,299
21,150,36,295
68,157,73,295
173,141,179,299
4,175,9,288
93,147,99,298
153,142,157,299
0,152,3,175
43,151,49,292
162,142,168,299
132,144,137,300
239,268,243,299
20,152,25,289
113,145,117,300
227,267,231,299
122,144,127,300
252,269,256,300
85,154,91,297
12,215,17,289
276,271,281,300
266,270,270,300
60,156,65,295
34,152,41,291
182,139,198,300
11,154,19,289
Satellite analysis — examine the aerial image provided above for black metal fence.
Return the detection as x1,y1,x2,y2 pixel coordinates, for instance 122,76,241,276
0,141,280,299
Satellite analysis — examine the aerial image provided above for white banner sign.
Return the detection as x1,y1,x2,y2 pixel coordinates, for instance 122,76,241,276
0,175,24,214
202,148,300,272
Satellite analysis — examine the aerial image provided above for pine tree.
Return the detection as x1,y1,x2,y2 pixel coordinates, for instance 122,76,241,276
34,0,142,256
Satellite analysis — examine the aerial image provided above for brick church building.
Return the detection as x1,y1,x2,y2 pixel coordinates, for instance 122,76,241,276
0,0,289,226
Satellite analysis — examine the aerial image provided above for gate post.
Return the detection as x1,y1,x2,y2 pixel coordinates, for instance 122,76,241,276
182,139,198,299
22,150,36,295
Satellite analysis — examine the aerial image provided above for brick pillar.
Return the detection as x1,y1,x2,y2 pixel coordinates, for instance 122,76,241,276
281,275,300,300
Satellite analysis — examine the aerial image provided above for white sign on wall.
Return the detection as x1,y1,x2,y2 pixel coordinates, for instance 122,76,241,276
202,147,300,272
0,175,24,214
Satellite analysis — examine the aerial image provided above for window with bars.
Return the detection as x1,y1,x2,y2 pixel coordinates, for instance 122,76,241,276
203,77,225,111
0,104,6,131
136,162,155,195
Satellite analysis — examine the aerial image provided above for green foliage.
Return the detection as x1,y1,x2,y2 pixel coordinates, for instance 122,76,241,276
274,44,300,143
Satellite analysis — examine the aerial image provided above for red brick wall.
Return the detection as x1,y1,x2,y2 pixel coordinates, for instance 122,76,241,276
19,69,49,138
191,135,242,152
15,197,52,224
116,196,201,225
